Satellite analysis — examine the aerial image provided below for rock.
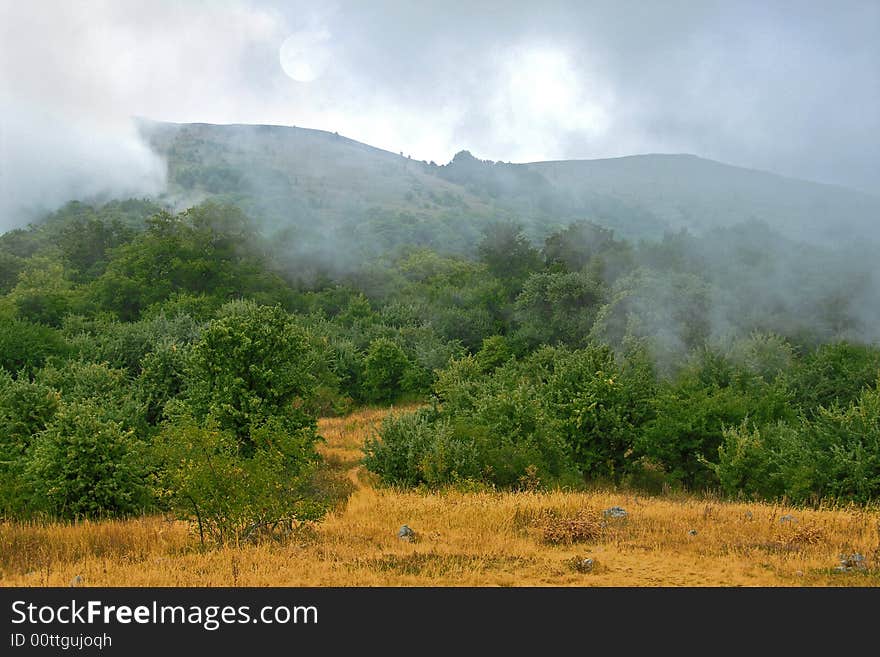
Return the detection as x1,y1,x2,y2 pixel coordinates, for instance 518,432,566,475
836,553,866,572
70,575,83,587
602,506,628,519
779,514,797,524
688,529,698,536
397,525,416,542
573,557,595,573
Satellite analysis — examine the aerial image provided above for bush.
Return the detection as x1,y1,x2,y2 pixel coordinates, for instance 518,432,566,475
154,414,323,546
0,373,61,514
786,387,880,503
475,335,513,372
186,300,319,450
0,318,68,375
543,344,655,480
637,349,791,489
786,342,880,413
35,359,143,430
26,401,152,518
366,354,582,489
715,421,789,500
362,337,411,403
64,312,200,376
137,339,190,425
363,408,471,487
715,385,880,504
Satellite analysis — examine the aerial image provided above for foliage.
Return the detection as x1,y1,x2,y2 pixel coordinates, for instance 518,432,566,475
2,194,880,511
0,373,61,513
26,401,152,518
186,300,319,451
0,317,69,375
514,270,605,348
716,385,880,505
543,344,655,479
154,414,323,546
636,350,792,488
362,337,413,403
785,342,880,413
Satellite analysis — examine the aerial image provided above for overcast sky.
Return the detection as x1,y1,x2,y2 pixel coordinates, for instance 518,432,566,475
1,0,878,225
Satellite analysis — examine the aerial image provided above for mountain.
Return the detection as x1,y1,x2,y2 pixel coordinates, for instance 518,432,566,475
139,120,880,254
527,154,880,244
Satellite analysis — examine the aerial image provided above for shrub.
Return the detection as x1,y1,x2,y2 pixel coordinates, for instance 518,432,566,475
540,510,602,545
0,318,68,375
715,385,880,504
64,312,200,376
365,362,581,489
186,300,318,451
154,414,323,546
0,373,61,514
137,339,190,425
786,342,880,413
637,350,790,489
475,335,513,372
715,421,789,500
362,337,411,403
26,401,152,518
363,408,474,487
35,359,143,430
543,344,655,480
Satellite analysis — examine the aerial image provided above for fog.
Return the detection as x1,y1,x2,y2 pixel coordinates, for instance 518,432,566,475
2,0,879,231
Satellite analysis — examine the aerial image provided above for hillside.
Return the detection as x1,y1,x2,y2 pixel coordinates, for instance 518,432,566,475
529,154,880,244
140,121,500,263
140,120,879,250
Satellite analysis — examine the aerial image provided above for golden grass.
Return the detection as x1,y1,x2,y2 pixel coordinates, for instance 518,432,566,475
2,405,878,587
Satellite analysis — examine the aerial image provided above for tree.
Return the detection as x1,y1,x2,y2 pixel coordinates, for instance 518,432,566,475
154,415,323,546
0,317,69,375
514,270,605,348
362,337,411,403
26,401,151,518
7,258,80,326
0,373,60,514
186,300,319,451
544,345,655,480
543,221,617,271
477,222,542,286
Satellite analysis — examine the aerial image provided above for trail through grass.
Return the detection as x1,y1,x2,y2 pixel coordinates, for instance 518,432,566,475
2,406,878,586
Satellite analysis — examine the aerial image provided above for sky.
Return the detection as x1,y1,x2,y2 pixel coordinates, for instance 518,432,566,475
1,0,878,225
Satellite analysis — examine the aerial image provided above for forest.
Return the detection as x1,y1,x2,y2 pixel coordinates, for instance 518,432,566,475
0,196,878,545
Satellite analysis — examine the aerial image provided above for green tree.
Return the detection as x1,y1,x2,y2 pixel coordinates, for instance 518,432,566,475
7,258,80,326
0,373,60,514
362,337,411,403
0,317,69,375
477,221,542,289
514,270,605,348
154,414,323,546
26,401,151,518
544,344,655,480
186,300,318,451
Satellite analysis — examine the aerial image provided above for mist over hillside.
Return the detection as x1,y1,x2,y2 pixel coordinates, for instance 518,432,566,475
140,120,879,254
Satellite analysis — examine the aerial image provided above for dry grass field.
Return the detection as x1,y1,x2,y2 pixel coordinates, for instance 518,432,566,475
1,406,878,587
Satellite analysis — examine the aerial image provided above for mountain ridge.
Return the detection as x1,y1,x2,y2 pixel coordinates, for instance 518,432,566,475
136,119,879,251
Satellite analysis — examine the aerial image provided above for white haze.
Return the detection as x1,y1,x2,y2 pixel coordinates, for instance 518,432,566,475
1,0,878,229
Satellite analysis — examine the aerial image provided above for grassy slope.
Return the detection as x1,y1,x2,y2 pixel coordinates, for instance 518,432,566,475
142,121,499,228
140,120,880,248
2,407,878,587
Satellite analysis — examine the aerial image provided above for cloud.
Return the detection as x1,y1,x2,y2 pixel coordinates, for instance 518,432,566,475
1,0,878,230
0,0,288,228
